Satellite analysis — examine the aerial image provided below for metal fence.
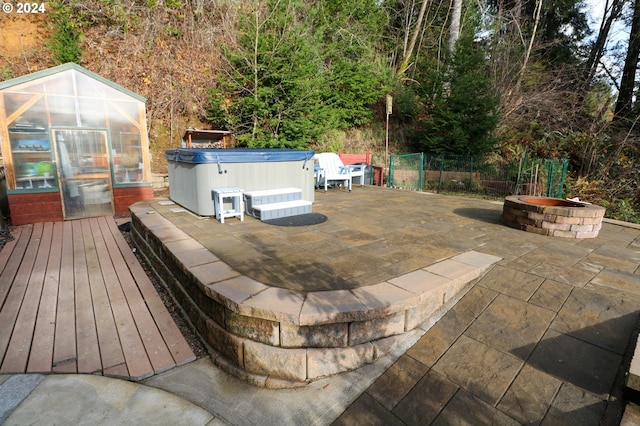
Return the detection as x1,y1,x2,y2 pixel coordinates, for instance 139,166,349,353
387,153,568,198
388,153,423,190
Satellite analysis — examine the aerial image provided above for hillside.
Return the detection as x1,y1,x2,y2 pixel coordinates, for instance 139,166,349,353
0,3,226,174
2,1,639,222
0,8,48,59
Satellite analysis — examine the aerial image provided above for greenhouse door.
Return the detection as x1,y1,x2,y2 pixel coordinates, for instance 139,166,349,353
53,129,113,219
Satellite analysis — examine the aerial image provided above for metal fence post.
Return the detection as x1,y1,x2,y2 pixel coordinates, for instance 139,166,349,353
559,159,568,198
437,157,444,193
418,152,424,191
546,160,555,197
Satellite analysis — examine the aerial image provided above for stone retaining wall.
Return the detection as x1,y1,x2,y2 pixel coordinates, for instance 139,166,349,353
129,200,500,387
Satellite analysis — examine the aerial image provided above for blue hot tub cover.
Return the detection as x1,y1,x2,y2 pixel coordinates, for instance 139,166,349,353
165,148,315,164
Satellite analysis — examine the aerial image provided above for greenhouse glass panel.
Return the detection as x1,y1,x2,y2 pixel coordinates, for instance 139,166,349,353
6,96,55,191
7,97,46,129
3,92,43,120
109,102,145,183
4,80,45,95
75,70,130,100
48,95,78,127
78,98,107,128
53,129,112,219
42,72,74,96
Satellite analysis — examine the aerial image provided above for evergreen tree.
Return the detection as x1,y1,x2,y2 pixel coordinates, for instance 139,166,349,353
414,36,500,156
208,0,329,148
207,0,389,148
48,0,82,64
318,0,389,127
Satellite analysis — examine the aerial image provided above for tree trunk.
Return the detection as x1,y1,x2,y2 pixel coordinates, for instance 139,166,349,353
502,0,543,117
584,0,626,88
448,0,462,52
615,0,640,120
515,0,543,90
397,0,430,77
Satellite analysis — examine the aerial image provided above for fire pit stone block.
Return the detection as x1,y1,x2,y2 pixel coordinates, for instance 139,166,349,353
502,196,605,238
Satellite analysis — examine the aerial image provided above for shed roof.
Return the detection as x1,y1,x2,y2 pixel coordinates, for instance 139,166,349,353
0,63,146,103
182,129,232,141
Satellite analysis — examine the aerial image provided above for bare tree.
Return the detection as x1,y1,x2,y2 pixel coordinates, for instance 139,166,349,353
584,0,627,88
514,0,543,93
397,0,430,77
499,0,543,118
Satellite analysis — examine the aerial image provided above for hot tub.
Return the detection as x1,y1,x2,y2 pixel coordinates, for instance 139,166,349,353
166,148,315,216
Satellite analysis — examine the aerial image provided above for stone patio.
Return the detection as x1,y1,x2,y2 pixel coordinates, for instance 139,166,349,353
129,188,503,385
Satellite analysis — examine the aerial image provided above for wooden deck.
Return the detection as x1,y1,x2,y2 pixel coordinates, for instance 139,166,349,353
0,216,195,381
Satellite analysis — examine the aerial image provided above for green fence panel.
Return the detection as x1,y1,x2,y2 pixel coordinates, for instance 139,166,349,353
545,159,569,198
389,153,423,190
517,157,569,198
422,154,521,196
388,153,568,198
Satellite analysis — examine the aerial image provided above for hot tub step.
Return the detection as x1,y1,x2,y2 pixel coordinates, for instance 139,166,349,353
252,200,312,220
244,188,303,217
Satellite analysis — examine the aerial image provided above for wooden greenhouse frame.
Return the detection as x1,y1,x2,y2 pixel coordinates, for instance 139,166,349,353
0,63,153,224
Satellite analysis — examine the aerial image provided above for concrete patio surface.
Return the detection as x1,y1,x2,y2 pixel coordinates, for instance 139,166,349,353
128,188,503,384
2,186,640,425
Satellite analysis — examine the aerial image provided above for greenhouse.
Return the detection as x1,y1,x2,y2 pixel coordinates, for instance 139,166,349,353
0,63,153,225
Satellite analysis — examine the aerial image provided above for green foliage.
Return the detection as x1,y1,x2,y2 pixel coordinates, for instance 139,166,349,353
582,79,614,119
48,1,83,64
570,176,640,223
164,24,181,37
206,88,227,128
318,0,391,128
315,129,346,153
565,145,640,223
533,0,591,65
392,85,420,124
485,0,590,67
215,0,327,148
324,60,385,128
413,36,500,156
601,198,640,223
0,65,14,81
207,0,389,148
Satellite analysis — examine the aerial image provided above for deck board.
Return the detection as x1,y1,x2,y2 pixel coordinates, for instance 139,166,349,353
0,216,193,380
86,218,127,375
105,217,196,366
28,222,63,372
0,226,22,278
95,218,154,380
0,226,29,310
0,223,51,373
99,217,177,373
0,224,40,369
53,221,77,373
75,220,101,374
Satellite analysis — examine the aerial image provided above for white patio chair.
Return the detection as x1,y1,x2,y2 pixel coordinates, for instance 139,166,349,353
347,163,367,186
314,152,354,192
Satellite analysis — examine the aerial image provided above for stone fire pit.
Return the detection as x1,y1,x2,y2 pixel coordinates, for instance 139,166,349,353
502,195,605,238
